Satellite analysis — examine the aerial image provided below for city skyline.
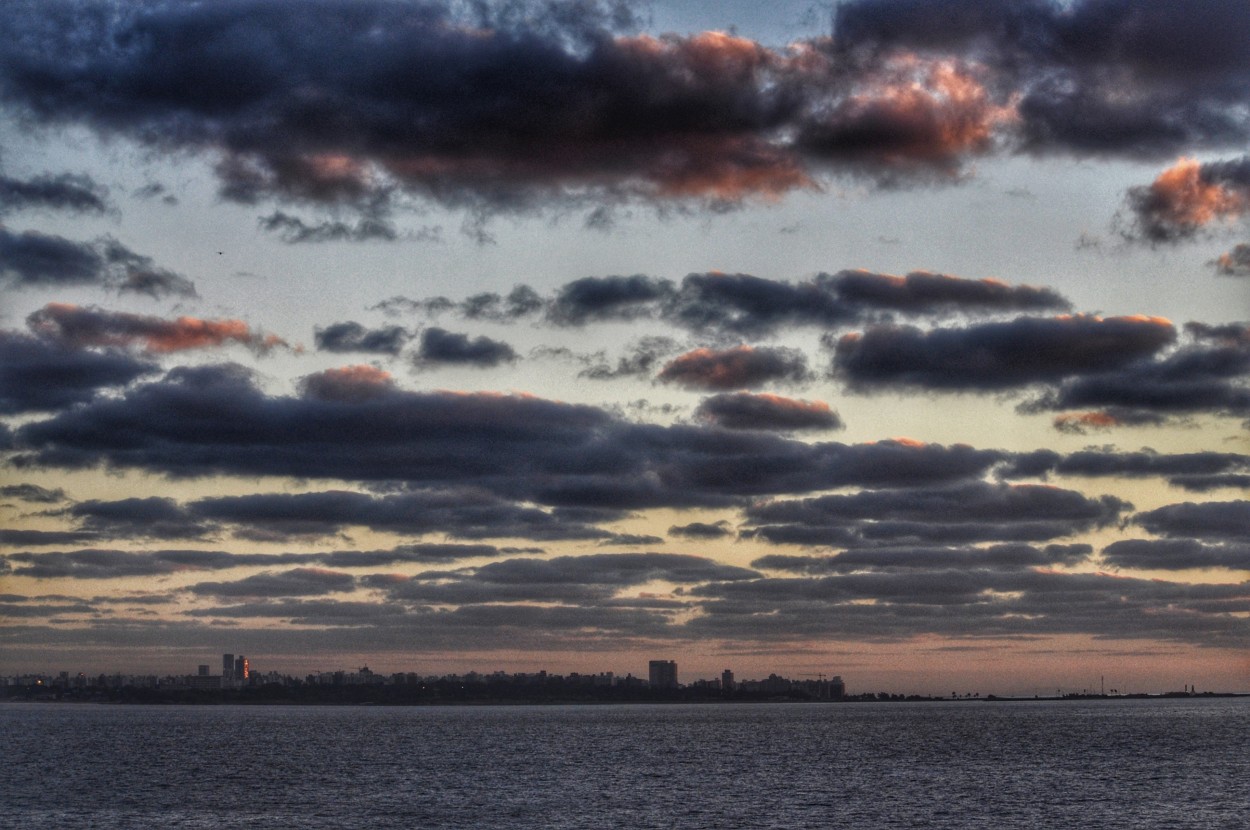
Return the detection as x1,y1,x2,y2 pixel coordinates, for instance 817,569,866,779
1,0,1248,697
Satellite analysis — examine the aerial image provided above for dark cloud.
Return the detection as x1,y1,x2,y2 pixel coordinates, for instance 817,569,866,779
1166,474,1250,493
187,568,355,599
578,336,681,381
659,346,812,390
743,482,1129,546
318,544,514,567
694,392,843,432
0,227,112,287
0,529,99,547
414,327,518,368
9,545,1243,653
655,269,1067,337
1000,447,1250,488
834,315,1177,391
298,365,397,402
180,598,410,623
0,330,156,414
55,496,213,541
6,565,1246,654
258,210,401,243
469,552,758,585
461,285,544,322
0,1,814,212
668,521,733,540
9,365,1007,508
395,269,1074,340
370,288,539,322
687,567,1250,647
0,599,97,617
375,552,758,605
1,0,1247,229
117,267,197,299
817,269,1069,316
1,544,510,579
793,54,1016,184
314,321,410,354
1021,321,1250,421
1050,409,1168,434
673,269,1071,333
834,0,1250,158
26,303,291,355
599,533,665,546
753,543,1093,573
1122,156,1250,243
132,182,177,204
1210,243,1250,276
0,483,67,504
1132,500,1250,542
662,272,849,336
1102,539,1250,572
0,229,192,295
548,275,675,325
187,488,616,542
0,172,110,215
2,548,265,579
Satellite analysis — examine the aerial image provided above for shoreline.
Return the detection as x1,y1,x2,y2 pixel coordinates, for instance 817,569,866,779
5,689,1246,707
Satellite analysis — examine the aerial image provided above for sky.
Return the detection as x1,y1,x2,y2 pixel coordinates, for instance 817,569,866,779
0,0,1248,697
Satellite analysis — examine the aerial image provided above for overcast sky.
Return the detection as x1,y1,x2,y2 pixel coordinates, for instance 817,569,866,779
1,0,1248,695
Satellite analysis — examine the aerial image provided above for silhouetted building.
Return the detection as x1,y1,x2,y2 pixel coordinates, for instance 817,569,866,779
186,673,222,690
235,656,249,684
198,665,210,677
649,660,678,689
830,675,845,699
721,669,735,692
222,653,234,682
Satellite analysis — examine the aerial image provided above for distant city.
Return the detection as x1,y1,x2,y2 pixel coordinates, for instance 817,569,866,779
3,653,863,701
4,653,1240,705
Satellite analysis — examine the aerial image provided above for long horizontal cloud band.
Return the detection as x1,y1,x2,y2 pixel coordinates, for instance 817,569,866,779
8,363,1012,508
381,269,1073,337
3,0,1249,215
3,558,1246,651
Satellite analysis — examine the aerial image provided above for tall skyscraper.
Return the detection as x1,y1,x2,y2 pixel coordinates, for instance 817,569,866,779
235,655,249,684
721,669,735,692
649,660,678,689
222,653,234,682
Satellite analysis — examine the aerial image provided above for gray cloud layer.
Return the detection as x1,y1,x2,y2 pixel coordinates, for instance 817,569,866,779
4,0,1245,221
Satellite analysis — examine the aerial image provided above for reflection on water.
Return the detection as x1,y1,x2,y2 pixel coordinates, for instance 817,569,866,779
2,699,1247,829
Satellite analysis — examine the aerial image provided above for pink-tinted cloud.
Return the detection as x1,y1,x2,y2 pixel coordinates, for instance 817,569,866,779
1053,411,1121,434
300,366,396,402
0,2,1034,220
797,55,1017,181
695,392,843,432
26,303,292,355
658,346,812,391
1123,157,1250,242
1209,243,1250,276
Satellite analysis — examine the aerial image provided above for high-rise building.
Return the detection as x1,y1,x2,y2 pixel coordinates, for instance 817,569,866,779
830,675,846,700
222,653,234,681
648,660,678,689
721,669,735,692
235,656,249,684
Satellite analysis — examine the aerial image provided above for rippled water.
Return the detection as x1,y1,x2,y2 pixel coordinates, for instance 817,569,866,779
3,699,1246,828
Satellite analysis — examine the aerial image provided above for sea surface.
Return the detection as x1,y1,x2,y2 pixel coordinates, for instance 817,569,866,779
2,698,1246,829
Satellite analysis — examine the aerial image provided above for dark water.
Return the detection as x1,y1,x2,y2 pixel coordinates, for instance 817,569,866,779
2,699,1246,829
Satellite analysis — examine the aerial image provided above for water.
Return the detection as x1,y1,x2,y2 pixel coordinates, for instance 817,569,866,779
2,699,1246,829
